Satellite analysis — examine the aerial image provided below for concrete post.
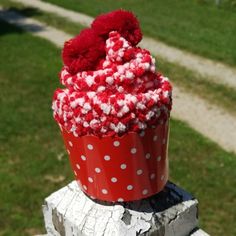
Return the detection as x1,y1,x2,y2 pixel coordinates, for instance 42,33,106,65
43,181,209,236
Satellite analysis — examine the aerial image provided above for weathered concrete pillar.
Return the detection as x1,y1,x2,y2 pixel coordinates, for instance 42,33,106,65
43,181,209,236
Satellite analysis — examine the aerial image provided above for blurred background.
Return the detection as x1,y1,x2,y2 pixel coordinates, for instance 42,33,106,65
0,0,236,235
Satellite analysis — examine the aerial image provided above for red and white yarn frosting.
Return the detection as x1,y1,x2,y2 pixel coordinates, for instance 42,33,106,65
52,31,172,137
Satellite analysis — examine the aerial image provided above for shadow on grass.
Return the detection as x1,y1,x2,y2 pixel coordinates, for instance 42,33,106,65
0,7,45,36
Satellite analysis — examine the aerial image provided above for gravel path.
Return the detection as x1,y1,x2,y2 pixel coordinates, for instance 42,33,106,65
0,7,235,153
11,0,236,89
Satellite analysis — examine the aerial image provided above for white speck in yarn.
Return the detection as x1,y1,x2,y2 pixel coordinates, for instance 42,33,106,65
90,119,99,127
111,177,117,183
75,116,81,123
117,100,125,106
116,122,126,132
137,169,143,175
85,75,94,87
97,86,106,92
87,144,93,150
157,156,161,162
104,155,111,161
142,189,148,195
95,168,101,173
145,153,151,159
127,185,133,190
146,111,155,120
87,91,96,99
76,98,85,106
131,148,137,154
81,108,88,114
118,86,124,93
117,66,125,74
67,149,70,155
88,177,93,183
100,103,111,115
81,155,86,161
83,185,87,190
74,171,77,176
120,164,127,170
84,103,91,111
76,164,80,170
126,71,134,79
103,61,110,67
113,141,120,147
106,76,114,85
120,105,130,114
102,189,108,194
136,102,146,110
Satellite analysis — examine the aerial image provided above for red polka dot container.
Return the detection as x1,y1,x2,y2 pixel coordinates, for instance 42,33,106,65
61,121,169,202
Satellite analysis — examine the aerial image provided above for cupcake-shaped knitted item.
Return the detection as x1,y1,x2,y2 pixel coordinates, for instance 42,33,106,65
52,10,172,202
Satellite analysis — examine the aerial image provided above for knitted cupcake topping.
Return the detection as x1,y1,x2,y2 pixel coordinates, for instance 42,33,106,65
52,10,172,137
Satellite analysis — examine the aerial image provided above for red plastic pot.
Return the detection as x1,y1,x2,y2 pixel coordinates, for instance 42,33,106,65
61,121,169,202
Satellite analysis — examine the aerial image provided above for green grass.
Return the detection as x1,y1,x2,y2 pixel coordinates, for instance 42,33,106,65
2,0,236,115
1,0,85,35
41,0,236,67
1,20,236,236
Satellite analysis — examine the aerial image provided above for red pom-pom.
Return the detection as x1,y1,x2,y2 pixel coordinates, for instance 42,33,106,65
91,10,142,46
62,28,105,75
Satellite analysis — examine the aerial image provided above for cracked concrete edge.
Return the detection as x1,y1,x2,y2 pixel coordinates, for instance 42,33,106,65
190,228,210,236
43,181,199,236
11,0,236,89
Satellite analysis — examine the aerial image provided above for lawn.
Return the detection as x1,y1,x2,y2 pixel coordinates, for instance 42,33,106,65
1,0,236,116
1,20,236,236
41,0,236,67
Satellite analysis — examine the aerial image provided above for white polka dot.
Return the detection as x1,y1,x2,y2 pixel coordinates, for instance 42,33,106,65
117,198,124,202
69,141,73,147
67,149,70,155
74,170,77,176
142,189,148,195
102,189,108,194
157,156,161,162
120,164,127,170
130,148,137,154
145,153,151,159
81,155,86,161
95,167,101,173
161,175,165,181
76,164,80,170
113,141,120,147
83,185,87,190
127,185,133,190
111,177,117,183
150,173,156,179
88,177,93,183
153,135,158,141
136,169,143,175
139,131,145,137
87,144,93,150
104,155,111,161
